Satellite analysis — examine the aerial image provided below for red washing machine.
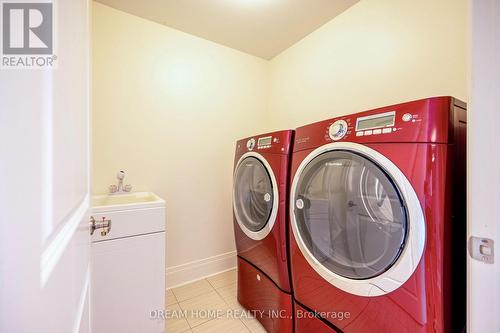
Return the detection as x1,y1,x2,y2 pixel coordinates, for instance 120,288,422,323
289,97,467,333
233,130,294,333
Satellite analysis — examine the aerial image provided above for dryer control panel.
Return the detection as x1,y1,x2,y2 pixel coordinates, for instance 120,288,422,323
235,130,293,156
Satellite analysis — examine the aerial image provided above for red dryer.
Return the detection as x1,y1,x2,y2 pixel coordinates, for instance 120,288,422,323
289,97,466,332
233,130,294,333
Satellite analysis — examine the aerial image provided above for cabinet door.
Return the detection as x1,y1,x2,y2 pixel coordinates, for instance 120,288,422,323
91,232,165,333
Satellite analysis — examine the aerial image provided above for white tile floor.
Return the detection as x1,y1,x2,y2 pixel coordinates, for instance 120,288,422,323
166,269,266,333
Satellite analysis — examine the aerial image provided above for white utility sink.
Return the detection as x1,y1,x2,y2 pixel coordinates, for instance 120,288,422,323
92,191,165,212
90,191,166,333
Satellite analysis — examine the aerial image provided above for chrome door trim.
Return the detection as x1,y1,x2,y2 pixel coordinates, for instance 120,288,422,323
233,152,279,241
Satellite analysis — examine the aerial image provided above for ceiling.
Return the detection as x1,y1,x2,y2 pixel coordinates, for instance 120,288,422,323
94,0,359,59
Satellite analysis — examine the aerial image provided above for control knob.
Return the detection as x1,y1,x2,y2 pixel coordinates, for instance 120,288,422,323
329,120,348,141
246,138,256,151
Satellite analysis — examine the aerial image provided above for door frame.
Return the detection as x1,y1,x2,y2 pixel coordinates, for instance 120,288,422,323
467,0,500,331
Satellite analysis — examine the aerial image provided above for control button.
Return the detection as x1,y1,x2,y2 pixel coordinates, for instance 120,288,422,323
402,113,412,122
364,130,373,136
247,138,256,150
373,129,382,135
356,131,364,137
329,120,348,141
393,128,397,132
382,128,392,134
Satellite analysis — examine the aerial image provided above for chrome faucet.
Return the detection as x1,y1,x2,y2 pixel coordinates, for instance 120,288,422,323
109,170,132,194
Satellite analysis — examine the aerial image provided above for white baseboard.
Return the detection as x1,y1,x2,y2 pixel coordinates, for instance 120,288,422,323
166,251,236,288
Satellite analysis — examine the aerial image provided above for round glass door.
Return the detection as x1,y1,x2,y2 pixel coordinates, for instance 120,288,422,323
293,150,408,280
233,156,275,235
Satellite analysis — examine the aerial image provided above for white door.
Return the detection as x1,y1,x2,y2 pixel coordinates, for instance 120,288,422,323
0,1,92,332
469,0,500,331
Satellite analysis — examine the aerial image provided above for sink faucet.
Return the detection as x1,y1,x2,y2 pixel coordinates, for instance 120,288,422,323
109,170,132,194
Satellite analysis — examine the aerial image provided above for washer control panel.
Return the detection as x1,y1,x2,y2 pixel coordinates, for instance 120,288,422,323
354,111,397,137
292,97,462,152
328,120,348,141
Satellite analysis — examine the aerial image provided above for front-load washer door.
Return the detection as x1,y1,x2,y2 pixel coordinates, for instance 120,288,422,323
290,142,425,297
233,152,279,241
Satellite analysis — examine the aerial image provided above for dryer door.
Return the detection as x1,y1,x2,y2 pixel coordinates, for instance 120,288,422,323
290,142,425,296
233,152,279,240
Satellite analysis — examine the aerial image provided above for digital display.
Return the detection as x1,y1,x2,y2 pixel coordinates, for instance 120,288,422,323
356,112,395,131
258,136,272,146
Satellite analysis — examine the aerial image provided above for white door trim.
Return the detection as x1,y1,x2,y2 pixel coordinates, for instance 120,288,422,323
41,195,89,286
73,264,91,333
468,0,500,331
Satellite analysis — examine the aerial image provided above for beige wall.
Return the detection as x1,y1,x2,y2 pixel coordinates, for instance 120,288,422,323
92,3,269,280
268,0,468,129
93,0,468,285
